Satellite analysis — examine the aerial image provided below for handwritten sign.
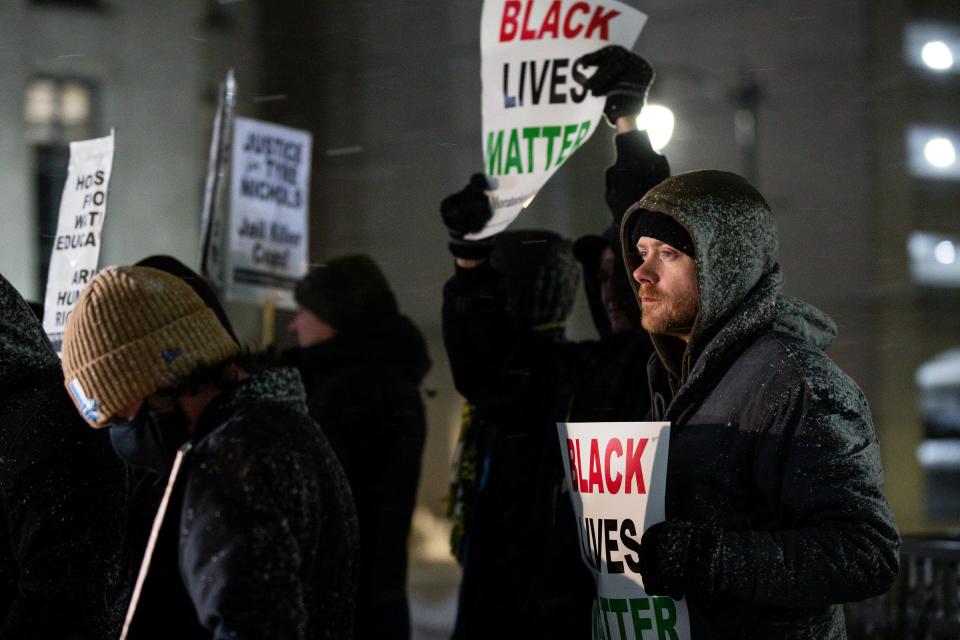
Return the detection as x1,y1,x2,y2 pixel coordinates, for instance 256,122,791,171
42,131,115,353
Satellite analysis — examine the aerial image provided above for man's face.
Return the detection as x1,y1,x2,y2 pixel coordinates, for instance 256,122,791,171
599,246,634,335
631,237,699,341
287,308,336,347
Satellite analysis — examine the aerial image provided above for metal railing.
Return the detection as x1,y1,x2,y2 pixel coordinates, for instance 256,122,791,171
846,536,960,639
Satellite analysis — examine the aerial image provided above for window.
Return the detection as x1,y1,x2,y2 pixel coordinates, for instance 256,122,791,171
904,22,960,75
916,350,960,519
905,125,960,181
23,77,98,294
908,231,960,287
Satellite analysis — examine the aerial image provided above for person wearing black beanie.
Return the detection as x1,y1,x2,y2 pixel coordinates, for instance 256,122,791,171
617,172,899,639
292,255,399,339
284,254,430,640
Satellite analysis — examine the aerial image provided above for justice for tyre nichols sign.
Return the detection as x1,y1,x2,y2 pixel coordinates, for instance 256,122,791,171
557,421,691,640
474,0,647,239
227,117,312,309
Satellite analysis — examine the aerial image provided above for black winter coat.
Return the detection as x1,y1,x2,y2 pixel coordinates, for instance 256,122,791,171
443,131,668,638
125,367,358,639
620,170,900,639
0,276,127,638
444,261,655,640
284,315,429,640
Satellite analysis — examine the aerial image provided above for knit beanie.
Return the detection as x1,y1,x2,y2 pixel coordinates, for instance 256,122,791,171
62,266,240,428
629,211,696,258
135,254,239,344
490,229,579,331
294,255,399,330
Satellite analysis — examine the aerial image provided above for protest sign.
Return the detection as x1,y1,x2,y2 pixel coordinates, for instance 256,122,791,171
475,0,647,238
556,421,691,640
226,117,311,309
42,131,115,353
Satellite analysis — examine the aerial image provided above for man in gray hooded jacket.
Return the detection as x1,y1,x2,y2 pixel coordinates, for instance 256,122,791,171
620,170,900,638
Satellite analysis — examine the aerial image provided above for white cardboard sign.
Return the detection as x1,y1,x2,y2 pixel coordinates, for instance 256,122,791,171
556,421,691,640
42,131,115,352
475,0,647,238
226,117,311,309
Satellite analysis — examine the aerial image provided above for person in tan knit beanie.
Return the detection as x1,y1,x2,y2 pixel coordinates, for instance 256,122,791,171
62,265,359,638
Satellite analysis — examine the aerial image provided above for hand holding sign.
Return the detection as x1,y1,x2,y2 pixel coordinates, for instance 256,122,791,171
639,519,724,602
441,174,497,261
557,422,692,639
476,0,647,240
575,45,654,126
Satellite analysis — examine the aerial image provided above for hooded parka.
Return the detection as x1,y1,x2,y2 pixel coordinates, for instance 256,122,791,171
620,170,900,639
283,314,430,640
0,275,127,638
443,131,668,638
124,367,359,639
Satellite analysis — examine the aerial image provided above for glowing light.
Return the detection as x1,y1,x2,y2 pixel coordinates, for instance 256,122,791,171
925,137,957,168
921,40,954,70
636,104,675,152
935,240,956,265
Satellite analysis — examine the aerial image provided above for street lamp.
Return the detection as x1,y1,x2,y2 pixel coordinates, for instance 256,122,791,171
924,137,957,169
921,40,955,71
636,104,675,152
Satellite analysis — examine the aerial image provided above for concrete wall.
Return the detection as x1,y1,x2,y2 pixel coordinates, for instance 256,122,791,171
0,0,259,300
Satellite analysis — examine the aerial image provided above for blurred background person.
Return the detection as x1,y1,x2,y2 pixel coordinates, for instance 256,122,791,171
284,254,430,640
445,229,581,639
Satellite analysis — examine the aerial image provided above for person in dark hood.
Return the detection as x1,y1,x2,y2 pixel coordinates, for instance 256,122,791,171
0,273,128,637
61,266,358,639
283,254,430,640
620,170,900,638
445,229,581,638
441,47,668,638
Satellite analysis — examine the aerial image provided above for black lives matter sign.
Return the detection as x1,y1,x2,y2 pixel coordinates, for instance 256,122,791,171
42,132,114,352
475,0,646,238
557,422,691,639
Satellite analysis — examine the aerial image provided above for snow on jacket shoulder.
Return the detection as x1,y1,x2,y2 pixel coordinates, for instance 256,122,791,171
621,171,900,639
178,367,358,639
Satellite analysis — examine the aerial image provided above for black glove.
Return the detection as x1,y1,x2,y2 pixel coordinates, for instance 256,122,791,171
605,130,670,220
638,519,724,600
441,173,495,260
575,45,654,126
